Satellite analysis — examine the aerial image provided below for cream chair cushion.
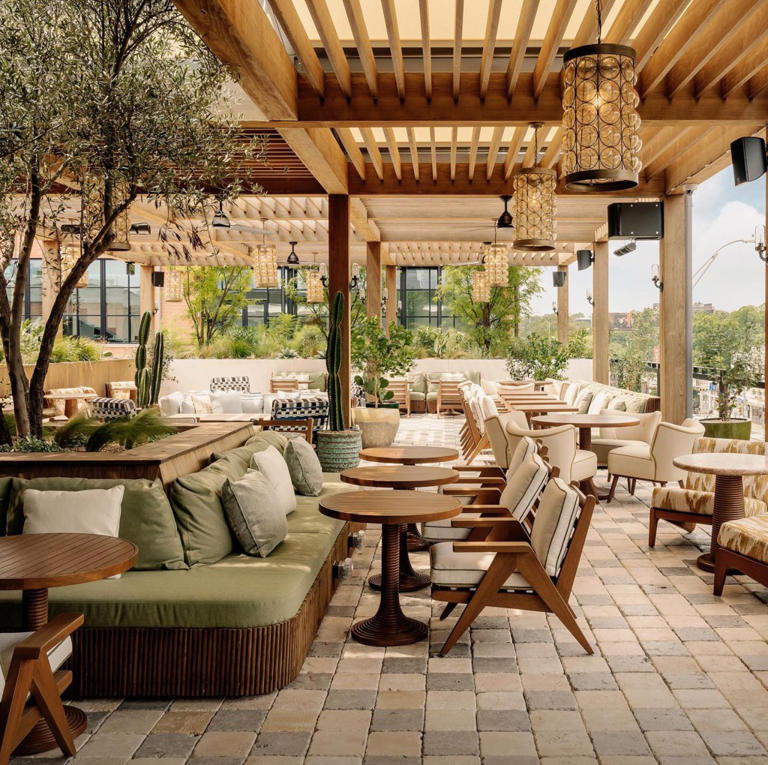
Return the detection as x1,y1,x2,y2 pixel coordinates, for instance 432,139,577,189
652,485,767,518
0,633,72,697
422,514,479,542
430,543,531,590
563,383,582,406
507,436,537,475
485,411,529,468
507,422,577,482
571,449,598,483
599,410,661,443
718,515,768,564
591,439,647,467
478,394,499,421
574,388,594,414
607,443,654,481
530,477,581,577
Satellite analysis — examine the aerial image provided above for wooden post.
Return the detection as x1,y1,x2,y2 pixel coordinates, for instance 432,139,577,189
139,265,156,329
557,265,569,345
765,127,768,441
592,241,609,383
659,192,693,423
385,264,397,331
328,194,351,428
366,241,382,324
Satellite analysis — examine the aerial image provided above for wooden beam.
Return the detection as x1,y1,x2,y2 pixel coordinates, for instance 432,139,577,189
350,198,380,242
335,128,365,180
381,0,405,100
342,0,378,99
450,127,458,182
532,0,578,99
503,127,527,180
279,127,347,194
268,0,324,97
419,0,432,100
305,0,351,98
592,241,609,384
140,265,157,330
385,263,397,331
749,66,768,99
359,128,384,180
540,129,564,169
467,127,481,181
328,194,351,427
606,0,652,45
644,126,704,179
632,0,689,71
429,128,437,181
506,0,537,98
479,0,502,100
453,0,463,101
485,127,503,182
722,46,768,99
557,265,569,345
572,0,616,46
406,128,420,181
366,241,382,324
383,128,402,181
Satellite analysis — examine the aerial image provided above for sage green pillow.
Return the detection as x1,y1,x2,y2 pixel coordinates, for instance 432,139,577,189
169,465,233,566
284,437,323,496
246,430,289,455
5,476,186,570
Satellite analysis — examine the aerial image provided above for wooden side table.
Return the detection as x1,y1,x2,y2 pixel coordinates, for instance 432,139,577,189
320,491,461,646
340,465,458,591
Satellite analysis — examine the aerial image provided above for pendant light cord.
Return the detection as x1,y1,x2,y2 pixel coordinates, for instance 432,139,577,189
596,0,602,44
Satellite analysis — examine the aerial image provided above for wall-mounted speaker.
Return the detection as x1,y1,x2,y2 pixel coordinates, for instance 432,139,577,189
577,249,594,270
151,271,165,288
607,202,663,240
731,137,767,186
553,270,566,288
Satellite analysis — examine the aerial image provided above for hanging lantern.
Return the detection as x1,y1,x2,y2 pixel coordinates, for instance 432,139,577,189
483,244,508,287
472,269,490,303
60,245,87,289
306,270,325,303
561,1,641,191
165,268,183,302
254,243,278,288
514,126,557,252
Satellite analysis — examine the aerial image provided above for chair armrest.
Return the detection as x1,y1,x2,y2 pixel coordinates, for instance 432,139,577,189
463,504,509,515
15,613,84,660
451,476,506,485
443,486,501,496
451,517,528,538
453,465,503,475
452,540,533,554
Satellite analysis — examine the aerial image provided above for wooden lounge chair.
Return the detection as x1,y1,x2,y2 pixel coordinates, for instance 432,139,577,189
386,378,411,416
436,380,464,416
270,378,299,393
430,478,595,656
0,613,84,763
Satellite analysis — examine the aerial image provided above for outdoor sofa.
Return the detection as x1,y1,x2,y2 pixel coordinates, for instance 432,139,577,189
0,430,359,697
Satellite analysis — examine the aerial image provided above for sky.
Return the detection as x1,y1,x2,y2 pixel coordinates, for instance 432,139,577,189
531,166,767,317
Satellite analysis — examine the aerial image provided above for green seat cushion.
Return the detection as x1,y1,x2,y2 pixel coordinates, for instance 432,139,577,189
407,373,427,395
4,477,186,571
0,527,345,629
287,479,356,536
307,371,327,391
409,391,426,402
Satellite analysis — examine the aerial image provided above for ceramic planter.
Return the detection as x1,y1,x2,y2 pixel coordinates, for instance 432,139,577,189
701,418,752,441
352,406,400,448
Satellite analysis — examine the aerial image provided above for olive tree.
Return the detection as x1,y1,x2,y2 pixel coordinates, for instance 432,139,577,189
0,0,260,437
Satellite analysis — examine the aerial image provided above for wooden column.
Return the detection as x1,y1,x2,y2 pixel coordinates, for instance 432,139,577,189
385,264,397,331
328,194,351,428
366,241,382,324
592,241,609,383
660,191,693,423
139,265,156,329
765,127,768,441
557,265,569,345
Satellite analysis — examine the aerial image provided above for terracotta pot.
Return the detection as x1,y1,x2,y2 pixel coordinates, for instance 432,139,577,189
700,418,752,441
352,406,400,448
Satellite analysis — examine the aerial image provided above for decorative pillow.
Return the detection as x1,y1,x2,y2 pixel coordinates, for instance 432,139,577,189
441,372,466,381
563,383,580,406
211,390,243,414
250,446,297,515
222,472,287,557
241,394,264,414
159,392,184,416
530,477,580,577
587,390,613,415
575,389,593,414
22,486,124,537
247,430,289,454
180,395,196,414
191,394,212,414
284,438,323,496
607,396,627,411
500,453,548,522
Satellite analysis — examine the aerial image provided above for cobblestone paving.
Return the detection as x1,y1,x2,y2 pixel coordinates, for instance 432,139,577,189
14,415,768,764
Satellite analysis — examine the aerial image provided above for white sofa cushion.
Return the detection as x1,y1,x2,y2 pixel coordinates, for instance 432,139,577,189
607,443,654,480
591,438,647,467
159,391,184,416
212,390,244,414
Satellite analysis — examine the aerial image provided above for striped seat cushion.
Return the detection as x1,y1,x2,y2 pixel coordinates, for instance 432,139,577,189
652,486,767,518
530,478,580,578
718,515,768,564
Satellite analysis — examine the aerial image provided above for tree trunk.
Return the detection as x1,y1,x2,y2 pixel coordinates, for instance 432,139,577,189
6,349,31,438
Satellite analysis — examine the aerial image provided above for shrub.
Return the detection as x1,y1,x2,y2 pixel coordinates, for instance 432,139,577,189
0,435,62,453
291,324,325,358
506,333,569,381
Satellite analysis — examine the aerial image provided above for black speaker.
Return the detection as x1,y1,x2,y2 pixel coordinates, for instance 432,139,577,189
553,271,566,288
577,249,593,271
731,137,767,186
607,202,663,240
151,271,165,288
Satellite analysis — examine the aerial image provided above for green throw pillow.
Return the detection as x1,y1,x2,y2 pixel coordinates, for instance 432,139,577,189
5,476,186,570
222,471,287,557
246,430,289,454
170,465,234,566
284,437,323,496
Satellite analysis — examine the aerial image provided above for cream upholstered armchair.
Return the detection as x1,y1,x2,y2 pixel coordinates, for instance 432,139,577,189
650,438,768,547
484,410,529,469
506,420,598,491
591,409,662,467
606,418,704,502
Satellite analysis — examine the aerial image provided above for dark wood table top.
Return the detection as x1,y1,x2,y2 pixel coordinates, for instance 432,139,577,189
341,465,459,488
320,490,462,525
359,446,459,464
531,413,640,429
0,533,138,590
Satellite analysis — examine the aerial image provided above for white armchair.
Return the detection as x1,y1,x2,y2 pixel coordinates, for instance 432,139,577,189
484,411,529,469
606,418,705,501
591,409,662,467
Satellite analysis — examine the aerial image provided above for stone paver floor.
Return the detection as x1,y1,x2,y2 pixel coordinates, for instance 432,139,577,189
13,414,768,764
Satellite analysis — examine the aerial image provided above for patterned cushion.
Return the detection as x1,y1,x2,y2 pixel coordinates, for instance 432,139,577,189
718,515,768,564
191,394,213,414
89,397,136,421
530,477,580,578
652,486,767,518
429,542,533,590
210,376,250,393
271,396,330,434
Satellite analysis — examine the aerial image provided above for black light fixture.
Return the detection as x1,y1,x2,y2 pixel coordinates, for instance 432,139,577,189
151,271,165,288
552,301,558,315
497,195,513,229
129,222,151,235
651,263,663,291
614,241,637,257
731,137,768,186
577,249,594,271
553,270,566,288
212,200,230,228
126,261,135,276
286,241,299,265
60,223,83,236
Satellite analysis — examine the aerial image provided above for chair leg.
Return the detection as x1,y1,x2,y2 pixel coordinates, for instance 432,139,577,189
648,507,659,548
713,556,728,596
29,662,76,757
439,602,458,621
0,660,35,764
607,475,619,503
629,478,637,496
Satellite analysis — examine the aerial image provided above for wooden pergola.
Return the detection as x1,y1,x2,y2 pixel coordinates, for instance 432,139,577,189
132,0,768,426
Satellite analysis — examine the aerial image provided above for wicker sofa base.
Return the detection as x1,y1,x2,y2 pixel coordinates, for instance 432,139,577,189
69,524,350,698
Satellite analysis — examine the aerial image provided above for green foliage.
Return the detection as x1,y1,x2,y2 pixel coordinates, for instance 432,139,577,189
506,333,570,381
566,328,592,360
436,265,543,357
85,409,176,452
326,292,345,431
292,324,326,358
609,306,659,393
352,318,414,404
411,326,480,359
52,411,97,449
0,436,62,453
49,335,101,363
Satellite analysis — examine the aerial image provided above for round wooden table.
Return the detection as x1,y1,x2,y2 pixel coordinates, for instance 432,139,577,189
0,533,137,753
340,466,459,591
531,412,640,451
673,453,768,572
320,490,461,646
359,446,459,551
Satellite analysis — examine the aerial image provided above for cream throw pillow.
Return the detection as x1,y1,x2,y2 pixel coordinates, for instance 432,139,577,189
250,446,297,515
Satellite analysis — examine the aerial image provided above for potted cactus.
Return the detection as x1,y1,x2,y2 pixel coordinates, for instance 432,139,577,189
316,292,362,471
135,312,164,409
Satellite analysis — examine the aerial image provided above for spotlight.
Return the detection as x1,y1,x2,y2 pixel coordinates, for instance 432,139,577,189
577,249,594,271
613,241,637,257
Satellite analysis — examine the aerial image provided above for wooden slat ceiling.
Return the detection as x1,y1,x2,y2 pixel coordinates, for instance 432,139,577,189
149,0,768,268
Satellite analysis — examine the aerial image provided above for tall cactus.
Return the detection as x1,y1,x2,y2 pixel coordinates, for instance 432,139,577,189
326,291,346,431
149,331,164,406
135,311,152,408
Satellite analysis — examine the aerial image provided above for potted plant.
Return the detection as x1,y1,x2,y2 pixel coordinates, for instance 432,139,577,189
316,292,362,471
505,333,569,381
700,352,761,440
351,318,414,448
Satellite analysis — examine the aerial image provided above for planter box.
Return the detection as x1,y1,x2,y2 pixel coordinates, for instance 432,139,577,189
0,421,256,487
